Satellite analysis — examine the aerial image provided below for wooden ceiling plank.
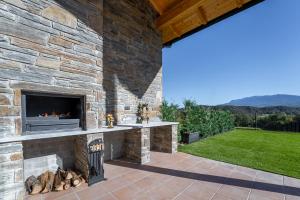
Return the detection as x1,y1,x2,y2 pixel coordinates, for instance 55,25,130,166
197,6,208,24
149,0,163,15
170,24,181,37
156,0,205,30
236,0,244,8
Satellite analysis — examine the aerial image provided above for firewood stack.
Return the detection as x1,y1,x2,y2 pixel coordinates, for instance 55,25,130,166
25,168,85,195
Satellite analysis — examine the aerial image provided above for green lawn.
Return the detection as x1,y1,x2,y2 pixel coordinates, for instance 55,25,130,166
178,129,300,179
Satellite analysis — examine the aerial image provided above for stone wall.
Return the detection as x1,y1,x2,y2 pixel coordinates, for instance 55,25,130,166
0,0,162,199
151,125,178,153
103,0,162,123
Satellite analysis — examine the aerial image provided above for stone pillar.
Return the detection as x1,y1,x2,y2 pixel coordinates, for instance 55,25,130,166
0,142,24,200
171,124,178,153
74,135,89,181
150,125,178,154
124,128,150,164
141,128,151,164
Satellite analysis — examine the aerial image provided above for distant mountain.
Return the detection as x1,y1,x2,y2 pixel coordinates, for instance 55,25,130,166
224,94,300,108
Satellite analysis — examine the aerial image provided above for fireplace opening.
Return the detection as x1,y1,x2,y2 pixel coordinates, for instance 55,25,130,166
21,91,86,133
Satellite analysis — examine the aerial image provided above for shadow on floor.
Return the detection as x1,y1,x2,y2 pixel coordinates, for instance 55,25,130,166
106,160,300,197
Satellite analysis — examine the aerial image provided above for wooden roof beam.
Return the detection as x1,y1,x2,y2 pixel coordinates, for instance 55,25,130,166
156,0,205,30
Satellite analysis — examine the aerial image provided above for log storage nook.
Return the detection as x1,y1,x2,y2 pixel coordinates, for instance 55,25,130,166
0,0,263,199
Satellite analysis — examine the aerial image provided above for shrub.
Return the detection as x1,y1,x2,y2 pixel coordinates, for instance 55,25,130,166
160,99,235,140
160,100,179,122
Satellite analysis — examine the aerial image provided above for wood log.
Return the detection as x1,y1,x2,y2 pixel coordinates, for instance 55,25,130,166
70,171,81,186
38,171,55,193
38,171,49,193
25,176,43,195
55,181,65,191
74,177,85,188
30,183,43,195
65,171,73,180
48,172,55,191
59,168,73,180
53,168,62,189
64,179,71,190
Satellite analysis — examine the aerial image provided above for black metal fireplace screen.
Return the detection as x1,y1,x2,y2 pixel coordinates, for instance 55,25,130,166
21,91,86,133
88,138,105,185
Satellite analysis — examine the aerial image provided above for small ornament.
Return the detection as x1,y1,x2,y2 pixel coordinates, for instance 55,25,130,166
107,114,114,128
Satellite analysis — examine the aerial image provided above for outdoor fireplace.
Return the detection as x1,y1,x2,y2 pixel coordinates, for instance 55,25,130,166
21,91,86,133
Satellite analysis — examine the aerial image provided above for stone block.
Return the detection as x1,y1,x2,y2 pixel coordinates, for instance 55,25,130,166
9,81,93,96
86,111,97,129
53,22,77,35
0,59,24,71
0,106,20,116
0,160,23,171
0,94,11,105
13,89,20,106
42,5,77,28
0,143,22,154
0,18,49,45
18,17,60,35
0,169,15,185
0,81,8,88
15,117,21,135
6,4,51,27
36,56,61,70
0,9,16,20
0,154,10,163
2,0,26,9
0,49,37,64
0,118,13,127
49,35,73,49
10,152,23,161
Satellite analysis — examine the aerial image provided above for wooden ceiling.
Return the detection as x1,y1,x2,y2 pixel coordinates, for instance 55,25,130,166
149,0,263,46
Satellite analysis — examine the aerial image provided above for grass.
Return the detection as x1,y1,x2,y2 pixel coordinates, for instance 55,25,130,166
178,129,300,179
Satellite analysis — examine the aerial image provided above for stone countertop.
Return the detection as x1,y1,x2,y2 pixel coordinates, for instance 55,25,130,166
118,121,179,128
0,126,136,144
0,122,179,144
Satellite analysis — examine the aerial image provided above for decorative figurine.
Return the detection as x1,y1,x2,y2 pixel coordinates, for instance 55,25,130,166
106,114,114,128
137,103,149,124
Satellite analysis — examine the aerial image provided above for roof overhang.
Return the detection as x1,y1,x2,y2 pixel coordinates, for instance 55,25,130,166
149,0,265,46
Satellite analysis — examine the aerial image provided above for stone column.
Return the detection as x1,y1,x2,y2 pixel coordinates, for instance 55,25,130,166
0,142,24,200
141,128,151,164
150,125,178,154
124,128,150,164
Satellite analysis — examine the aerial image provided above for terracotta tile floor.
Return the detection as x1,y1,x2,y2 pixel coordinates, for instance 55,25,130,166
26,152,300,200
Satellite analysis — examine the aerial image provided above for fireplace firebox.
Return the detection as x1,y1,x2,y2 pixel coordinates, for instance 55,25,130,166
21,91,86,134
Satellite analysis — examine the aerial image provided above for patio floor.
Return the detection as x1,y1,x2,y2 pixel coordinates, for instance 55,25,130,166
26,152,300,200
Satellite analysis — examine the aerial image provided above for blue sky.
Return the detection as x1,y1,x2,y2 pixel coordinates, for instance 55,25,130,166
162,0,300,106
